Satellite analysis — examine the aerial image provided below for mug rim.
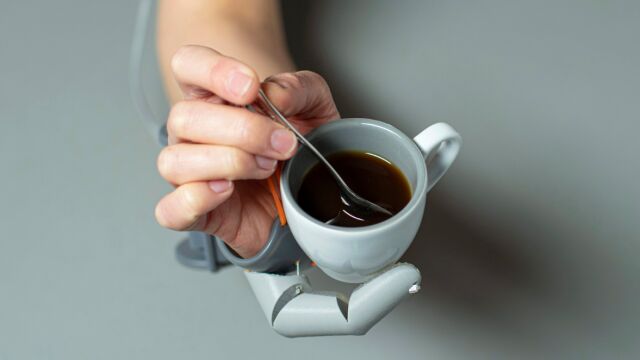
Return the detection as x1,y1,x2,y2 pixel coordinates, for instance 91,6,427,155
280,118,428,233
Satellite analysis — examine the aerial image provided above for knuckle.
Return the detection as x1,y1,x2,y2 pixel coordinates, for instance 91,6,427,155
171,46,195,73
234,112,252,143
300,70,322,81
280,72,302,88
171,45,203,73
299,70,333,106
156,197,186,230
299,70,329,90
234,113,263,150
221,148,238,177
167,101,192,137
154,202,172,229
208,57,229,87
225,148,252,178
157,146,176,178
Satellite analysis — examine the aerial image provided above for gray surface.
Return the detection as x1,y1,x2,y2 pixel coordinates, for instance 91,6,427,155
0,0,638,359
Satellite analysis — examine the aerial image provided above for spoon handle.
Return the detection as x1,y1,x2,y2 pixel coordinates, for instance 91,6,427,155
254,89,343,187
256,89,307,143
252,89,393,217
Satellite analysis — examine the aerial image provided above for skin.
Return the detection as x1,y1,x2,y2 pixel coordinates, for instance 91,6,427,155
157,0,295,97
156,2,340,257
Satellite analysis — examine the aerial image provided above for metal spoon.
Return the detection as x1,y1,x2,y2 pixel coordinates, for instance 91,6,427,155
252,88,392,218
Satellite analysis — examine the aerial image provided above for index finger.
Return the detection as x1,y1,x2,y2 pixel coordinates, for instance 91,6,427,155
171,45,260,105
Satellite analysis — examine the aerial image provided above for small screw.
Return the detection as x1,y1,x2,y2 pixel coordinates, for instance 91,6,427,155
294,285,302,295
409,284,421,294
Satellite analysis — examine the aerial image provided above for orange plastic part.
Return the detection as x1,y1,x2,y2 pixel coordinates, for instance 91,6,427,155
267,162,287,226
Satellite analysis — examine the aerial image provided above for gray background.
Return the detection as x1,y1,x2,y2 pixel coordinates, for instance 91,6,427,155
1,0,638,359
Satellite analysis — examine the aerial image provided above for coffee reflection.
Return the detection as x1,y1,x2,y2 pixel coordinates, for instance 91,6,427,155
296,151,411,227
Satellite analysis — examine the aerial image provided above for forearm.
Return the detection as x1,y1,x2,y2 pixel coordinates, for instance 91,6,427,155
157,0,295,103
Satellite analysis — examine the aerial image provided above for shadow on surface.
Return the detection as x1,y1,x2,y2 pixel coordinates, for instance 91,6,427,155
283,0,548,310
281,2,594,354
403,189,545,312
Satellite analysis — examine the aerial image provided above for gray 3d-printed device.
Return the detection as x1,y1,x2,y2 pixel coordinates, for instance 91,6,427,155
175,219,421,337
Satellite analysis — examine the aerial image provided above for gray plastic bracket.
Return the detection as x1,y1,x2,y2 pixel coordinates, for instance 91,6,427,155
244,262,422,337
175,231,230,272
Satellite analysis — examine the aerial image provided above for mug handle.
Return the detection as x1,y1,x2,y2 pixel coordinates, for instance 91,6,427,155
413,123,462,191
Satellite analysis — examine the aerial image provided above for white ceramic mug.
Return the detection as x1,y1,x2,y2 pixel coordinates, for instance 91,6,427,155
280,119,461,283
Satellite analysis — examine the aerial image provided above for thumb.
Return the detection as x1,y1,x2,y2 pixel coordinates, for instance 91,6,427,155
262,71,340,121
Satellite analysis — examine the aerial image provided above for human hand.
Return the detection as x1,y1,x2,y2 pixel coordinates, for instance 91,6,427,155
155,45,340,258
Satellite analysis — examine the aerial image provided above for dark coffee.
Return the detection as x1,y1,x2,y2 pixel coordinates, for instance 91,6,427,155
296,151,412,227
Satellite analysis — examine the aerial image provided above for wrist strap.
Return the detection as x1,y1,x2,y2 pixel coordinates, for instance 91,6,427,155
217,218,311,274
175,218,310,274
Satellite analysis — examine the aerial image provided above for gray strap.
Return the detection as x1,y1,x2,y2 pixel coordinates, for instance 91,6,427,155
174,212,308,274
216,218,311,274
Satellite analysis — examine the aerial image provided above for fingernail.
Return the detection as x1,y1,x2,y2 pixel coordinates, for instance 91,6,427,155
208,180,232,193
255,155,277,170
227,69,254,97
270,129,297,155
